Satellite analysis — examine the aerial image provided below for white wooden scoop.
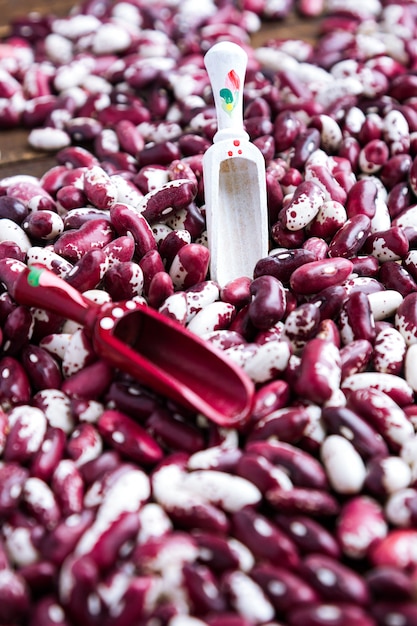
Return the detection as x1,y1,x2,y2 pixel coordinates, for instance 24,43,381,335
202,41,269,287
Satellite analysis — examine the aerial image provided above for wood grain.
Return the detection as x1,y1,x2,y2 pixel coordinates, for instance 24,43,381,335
0,3,321,179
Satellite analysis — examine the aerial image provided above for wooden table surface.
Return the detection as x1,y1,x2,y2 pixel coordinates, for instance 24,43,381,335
0,1,321,180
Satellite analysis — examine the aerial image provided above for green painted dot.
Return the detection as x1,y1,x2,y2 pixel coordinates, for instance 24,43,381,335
27,266,43,287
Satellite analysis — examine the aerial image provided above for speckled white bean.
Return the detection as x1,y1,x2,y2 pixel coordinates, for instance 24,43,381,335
341,372,414,406
367,289,403,320
225,571,274,624
7,405,47,456
26,246,73,277
242,340,291,384
378,456,412,494
33,389,75,434
28,127,71,151
0,218,31,252
186,301,236,335
62,329,95,378
182,470,261,513
385,488,417,527
405,343,417,392
40,333,72,360
321,435,367,494
44,33,74,64
373,326,407,375
185,281,220,322
92,22,132,55
158,292,188,325
370,195,391,233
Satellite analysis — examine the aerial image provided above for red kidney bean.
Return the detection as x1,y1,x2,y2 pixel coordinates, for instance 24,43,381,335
192,530,241,574
252,562,319,613
328,213,371,258
0,195,28,223
301,553,371,605
351,254,380,277
346,387,414,451
293,338,341,404
290,127,321,170
322,405,388,460
340,338,373,378
339,290,376,345
290,257,353,295
271,219,306,248
140,178,197,223
379,261,417,297
159,228,191,269
345,178,378,219
267,485,339,516
274,513,341,559
250,378,291,423
138,248,165,294
371,602,417,626
183,561,227,614
232,508,300,569
388,182,414,220
235,451,293,492
28,595,70,626
0,463,29,515
254,248,316,284
247,440,329,490
287,603,375,626
30,427,66,483
146,408,205,454
0,354,32,410
21,344,62,391
82,165,118,209
247,275,286,330
308,284,347,321
248,405,311,444
64,249,108,292
302,235,328,260
110,202,157,259
273,109,303,152
366,566,414,601
98,408,162,465
380,153,412,189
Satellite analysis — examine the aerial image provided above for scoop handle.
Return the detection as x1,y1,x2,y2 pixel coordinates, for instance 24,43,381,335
12,265,97,327
204,41,249,143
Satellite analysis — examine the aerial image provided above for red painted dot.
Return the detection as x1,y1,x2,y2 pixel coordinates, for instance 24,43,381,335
238,149,242,154
233,139,240,146
228,150,233,156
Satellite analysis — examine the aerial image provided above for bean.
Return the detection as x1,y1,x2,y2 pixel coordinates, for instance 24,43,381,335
290,257,353,295
281,181,325,231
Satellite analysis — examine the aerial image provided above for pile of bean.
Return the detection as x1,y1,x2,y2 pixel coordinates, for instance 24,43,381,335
2,0,417,624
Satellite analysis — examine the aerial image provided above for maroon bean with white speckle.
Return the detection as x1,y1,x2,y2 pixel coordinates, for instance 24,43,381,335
22,210,64,241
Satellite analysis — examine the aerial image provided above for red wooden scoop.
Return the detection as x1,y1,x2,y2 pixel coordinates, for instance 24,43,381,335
10,265,254,427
